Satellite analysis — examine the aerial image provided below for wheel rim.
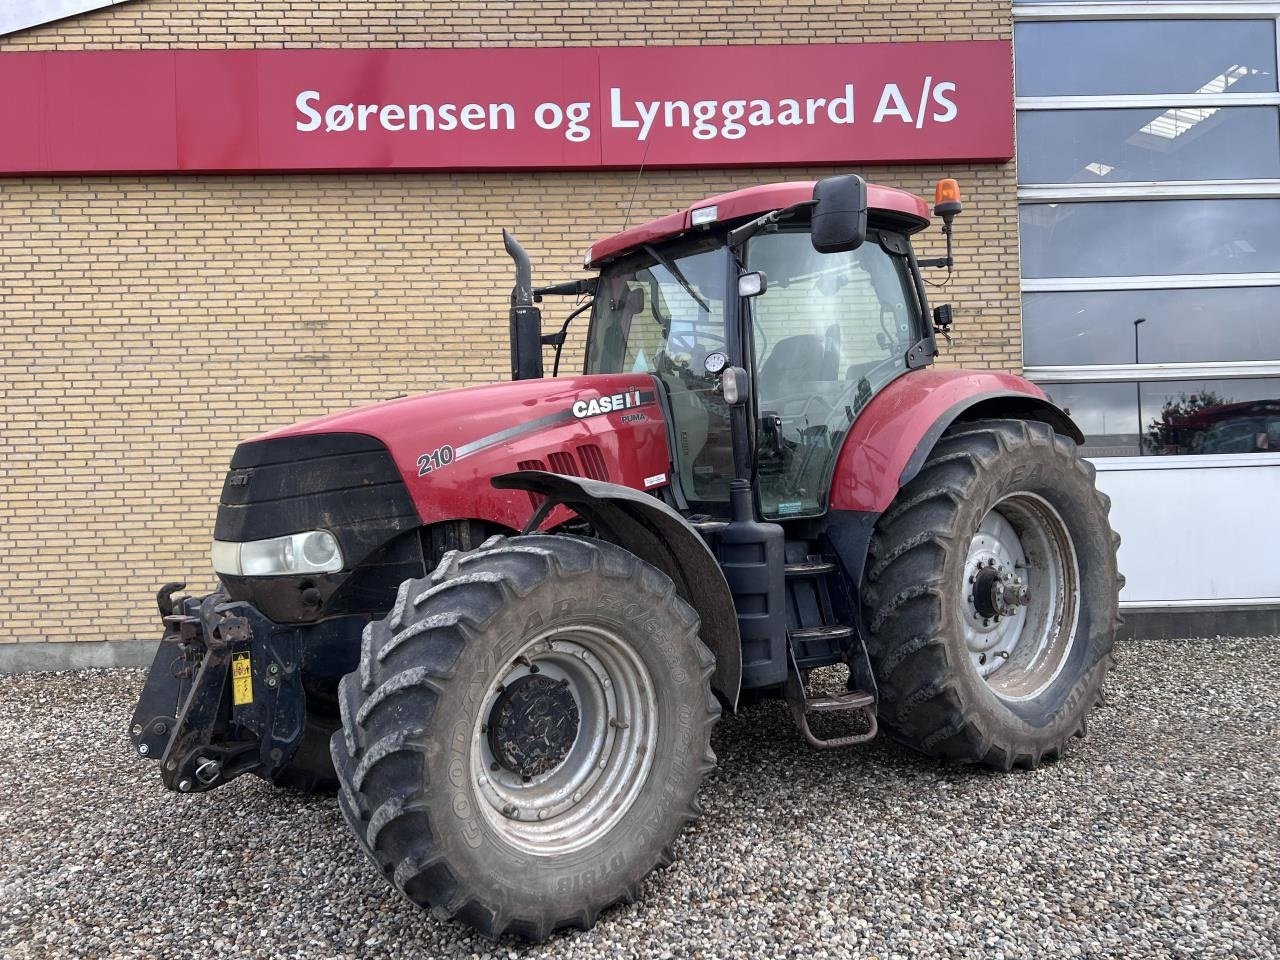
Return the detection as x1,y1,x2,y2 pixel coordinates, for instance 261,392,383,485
469,623,658,855
959,492,1081,702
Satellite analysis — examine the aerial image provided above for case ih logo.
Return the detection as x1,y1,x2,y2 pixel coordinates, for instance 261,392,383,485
572,390,653,420
0,43,1012,174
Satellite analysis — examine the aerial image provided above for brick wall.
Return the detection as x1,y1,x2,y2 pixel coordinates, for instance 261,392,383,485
0,1,1017,645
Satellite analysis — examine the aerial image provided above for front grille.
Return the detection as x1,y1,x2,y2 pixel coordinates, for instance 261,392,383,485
214,432,420,567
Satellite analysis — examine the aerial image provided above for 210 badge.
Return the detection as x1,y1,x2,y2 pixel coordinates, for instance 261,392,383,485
417,444,455,476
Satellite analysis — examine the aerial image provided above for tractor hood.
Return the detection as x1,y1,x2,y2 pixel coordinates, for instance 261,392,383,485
248,373,674,534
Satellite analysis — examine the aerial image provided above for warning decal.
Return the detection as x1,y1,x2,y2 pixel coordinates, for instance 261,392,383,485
231,651,254,706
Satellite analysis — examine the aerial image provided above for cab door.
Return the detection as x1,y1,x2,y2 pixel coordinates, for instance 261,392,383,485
746,228,924,518
584,238,736,515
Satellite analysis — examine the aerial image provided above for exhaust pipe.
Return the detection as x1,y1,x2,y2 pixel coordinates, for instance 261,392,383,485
503,230,543,380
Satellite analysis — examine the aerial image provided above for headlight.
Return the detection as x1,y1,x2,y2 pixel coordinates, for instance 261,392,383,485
212,531,344,577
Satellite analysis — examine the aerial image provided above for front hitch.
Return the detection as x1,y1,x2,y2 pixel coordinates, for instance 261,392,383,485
129,588,308,792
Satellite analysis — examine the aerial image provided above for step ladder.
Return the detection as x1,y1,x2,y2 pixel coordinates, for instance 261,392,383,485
782,558,878,750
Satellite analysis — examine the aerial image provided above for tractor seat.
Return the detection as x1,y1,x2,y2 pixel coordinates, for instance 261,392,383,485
758,334,839,403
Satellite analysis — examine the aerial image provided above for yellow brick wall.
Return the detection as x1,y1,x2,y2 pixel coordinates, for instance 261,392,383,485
0,1,1017,645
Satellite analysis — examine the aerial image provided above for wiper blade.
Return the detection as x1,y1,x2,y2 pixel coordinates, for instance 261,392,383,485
642,243,710,312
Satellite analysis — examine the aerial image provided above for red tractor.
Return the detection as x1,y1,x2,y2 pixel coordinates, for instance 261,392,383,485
131,175,1120,941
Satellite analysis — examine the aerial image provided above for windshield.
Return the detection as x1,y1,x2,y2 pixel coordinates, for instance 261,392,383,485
748,228,920,518
585,239,734,511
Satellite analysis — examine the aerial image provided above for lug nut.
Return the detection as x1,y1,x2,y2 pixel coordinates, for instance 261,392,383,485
131,724,143,736
138,744,149,756
178,780,192,792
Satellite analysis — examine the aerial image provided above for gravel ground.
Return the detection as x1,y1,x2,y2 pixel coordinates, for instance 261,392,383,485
1,636,1277,959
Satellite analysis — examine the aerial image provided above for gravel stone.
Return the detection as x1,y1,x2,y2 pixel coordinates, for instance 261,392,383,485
1,635,1277,958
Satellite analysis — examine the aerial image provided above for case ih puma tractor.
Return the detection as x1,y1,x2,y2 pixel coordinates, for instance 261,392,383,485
131,175,1120,941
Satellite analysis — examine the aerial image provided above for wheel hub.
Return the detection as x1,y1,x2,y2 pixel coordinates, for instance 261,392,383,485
470,628,658,856
487,674,580,779
958,493,1081,701
971,565,1031,620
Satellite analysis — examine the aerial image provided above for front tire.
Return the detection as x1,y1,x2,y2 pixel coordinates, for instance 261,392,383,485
331,534,719,941
863,419,1121,769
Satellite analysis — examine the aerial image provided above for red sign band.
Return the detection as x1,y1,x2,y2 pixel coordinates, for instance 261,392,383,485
0,42,1013,175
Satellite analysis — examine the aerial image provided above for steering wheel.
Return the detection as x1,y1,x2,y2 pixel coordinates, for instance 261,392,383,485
667,331,727,355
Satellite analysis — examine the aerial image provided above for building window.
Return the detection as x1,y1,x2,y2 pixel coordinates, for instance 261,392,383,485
1015,4,1280,459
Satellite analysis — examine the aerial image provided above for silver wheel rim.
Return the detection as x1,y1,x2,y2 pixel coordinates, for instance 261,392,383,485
469,624,657,855
959,492,1081,702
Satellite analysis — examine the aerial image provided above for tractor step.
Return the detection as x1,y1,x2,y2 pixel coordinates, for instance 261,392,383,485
788,688,878,750
788,624,854,668
788,624,853,643
783,643,877,750
784,559,836,576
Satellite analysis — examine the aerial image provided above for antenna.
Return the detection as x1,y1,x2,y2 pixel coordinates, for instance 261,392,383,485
620,133,655,232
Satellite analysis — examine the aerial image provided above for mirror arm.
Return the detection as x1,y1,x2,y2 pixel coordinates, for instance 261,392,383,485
534,276,598,302
544,299,594,378
727,200,815,251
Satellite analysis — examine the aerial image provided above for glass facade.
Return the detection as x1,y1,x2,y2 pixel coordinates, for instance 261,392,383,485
1015,19,1277,96
1015,10,1280,460
1016,108,1280,184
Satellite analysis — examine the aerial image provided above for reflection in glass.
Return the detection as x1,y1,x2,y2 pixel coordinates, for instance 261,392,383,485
1017,108,1280,185
1038,382,1142,457
1015,20,1277,97
1141,378,1280,455
1020,200,1280,278
1036,378,1280,456
1023,288,1280,366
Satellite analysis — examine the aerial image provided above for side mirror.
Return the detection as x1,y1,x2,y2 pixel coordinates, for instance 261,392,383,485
737,271,768,298
810,174,868,254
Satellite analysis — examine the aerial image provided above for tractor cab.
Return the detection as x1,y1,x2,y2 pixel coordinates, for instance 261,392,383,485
538,176,953,520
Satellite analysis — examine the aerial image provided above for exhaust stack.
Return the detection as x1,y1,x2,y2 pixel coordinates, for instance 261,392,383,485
502,229,544,381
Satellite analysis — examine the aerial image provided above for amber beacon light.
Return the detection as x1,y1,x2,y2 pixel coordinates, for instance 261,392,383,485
933,178,963,224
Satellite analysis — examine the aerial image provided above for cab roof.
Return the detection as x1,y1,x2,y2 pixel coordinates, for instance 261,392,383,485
587,180,932,266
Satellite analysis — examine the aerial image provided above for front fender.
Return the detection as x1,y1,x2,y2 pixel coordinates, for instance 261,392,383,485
492,470,742,710
830,369,1082,514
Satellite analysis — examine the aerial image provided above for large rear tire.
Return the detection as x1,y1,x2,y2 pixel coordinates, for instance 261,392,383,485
331,534,719,941
862,419,1121,769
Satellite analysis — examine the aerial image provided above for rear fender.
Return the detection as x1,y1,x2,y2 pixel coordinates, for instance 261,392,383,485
493,470,742,710
829,369,1082,515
